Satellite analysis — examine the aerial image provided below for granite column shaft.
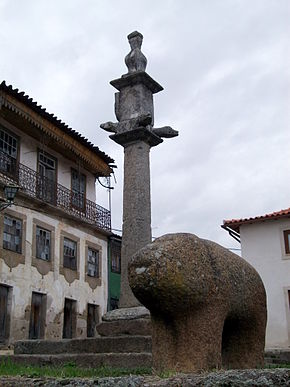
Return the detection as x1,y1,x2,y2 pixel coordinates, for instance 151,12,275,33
119,140,152,307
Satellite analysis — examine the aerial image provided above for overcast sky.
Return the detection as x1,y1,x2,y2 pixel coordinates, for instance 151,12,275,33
1,0,289,250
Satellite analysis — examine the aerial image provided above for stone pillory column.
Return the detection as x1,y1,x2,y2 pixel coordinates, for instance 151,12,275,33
101,31,178,308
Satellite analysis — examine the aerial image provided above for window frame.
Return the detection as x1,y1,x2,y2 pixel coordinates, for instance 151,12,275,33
3,214,22,254
32,219,55,276
283,230,290,254
63,237,77,271
85,241,102,289
0,209,26,268
59,231,80,284
36,226,51,261
87,247,100,278
0,125,20,178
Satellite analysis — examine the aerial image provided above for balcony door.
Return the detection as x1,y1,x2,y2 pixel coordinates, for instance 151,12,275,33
37,151,57,204
71,168,86,211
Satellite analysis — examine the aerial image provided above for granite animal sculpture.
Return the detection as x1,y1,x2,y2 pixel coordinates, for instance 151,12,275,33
128,233,267,372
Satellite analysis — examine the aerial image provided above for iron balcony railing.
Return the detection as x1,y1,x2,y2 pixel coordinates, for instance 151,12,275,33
0,151,111,231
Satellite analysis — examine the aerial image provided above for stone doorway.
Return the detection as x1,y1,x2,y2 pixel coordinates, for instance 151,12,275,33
87,304,99,338
0,284,12,344
29,292,46,340
63,298,76,339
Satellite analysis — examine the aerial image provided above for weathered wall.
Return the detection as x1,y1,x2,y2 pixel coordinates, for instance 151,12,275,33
0,204,108,343
240,219,290,348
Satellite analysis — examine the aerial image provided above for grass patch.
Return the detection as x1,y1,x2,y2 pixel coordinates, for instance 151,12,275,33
0,358,152,378
265,363,290,369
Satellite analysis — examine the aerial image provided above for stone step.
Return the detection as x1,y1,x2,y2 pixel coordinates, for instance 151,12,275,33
264,349,290,365
0,352,152,369
97,318,151,336
14,335,152,355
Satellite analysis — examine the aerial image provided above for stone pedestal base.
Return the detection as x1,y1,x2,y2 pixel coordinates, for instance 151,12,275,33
96,306,152,337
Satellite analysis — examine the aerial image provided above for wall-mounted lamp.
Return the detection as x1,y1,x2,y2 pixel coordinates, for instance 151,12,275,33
0,184,20,211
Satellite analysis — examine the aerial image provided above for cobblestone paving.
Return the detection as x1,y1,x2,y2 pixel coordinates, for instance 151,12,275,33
0,369,289,386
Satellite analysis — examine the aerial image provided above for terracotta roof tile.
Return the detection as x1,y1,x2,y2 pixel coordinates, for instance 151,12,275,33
223,207,290,232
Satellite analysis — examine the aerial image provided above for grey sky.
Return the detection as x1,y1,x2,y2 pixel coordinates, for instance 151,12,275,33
1,0,289,250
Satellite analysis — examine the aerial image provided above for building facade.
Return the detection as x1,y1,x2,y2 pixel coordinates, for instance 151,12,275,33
223,208,290,349
0,81,114,345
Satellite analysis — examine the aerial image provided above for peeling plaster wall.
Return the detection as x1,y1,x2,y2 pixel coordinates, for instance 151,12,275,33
0,114,109,344
0,204,108,343
240,220,290,349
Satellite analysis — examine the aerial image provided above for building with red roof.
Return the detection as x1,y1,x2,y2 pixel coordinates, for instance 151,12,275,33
222,208,290,348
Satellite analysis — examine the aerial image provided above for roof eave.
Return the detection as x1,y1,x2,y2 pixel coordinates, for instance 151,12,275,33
0,81,115,169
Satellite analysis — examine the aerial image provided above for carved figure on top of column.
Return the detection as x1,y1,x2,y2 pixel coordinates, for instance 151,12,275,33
100,31,178,147
125,31,147,73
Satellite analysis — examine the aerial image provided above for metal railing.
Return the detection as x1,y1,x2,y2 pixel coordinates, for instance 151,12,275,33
0,151,111,231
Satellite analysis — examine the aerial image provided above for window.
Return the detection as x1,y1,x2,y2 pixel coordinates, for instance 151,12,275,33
63,238,77,270
0,126,18,176
71,169,86,210
87,248,99,277
36,226,51,261
283,230,290,254
111,240,121,273
3,215,22,253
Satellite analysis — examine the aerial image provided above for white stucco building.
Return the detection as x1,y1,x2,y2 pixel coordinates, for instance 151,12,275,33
0,81,114,345
223,208,290,349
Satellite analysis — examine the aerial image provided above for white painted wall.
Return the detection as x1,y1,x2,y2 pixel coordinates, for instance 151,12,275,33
240,219,290,348
0,116,97,202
